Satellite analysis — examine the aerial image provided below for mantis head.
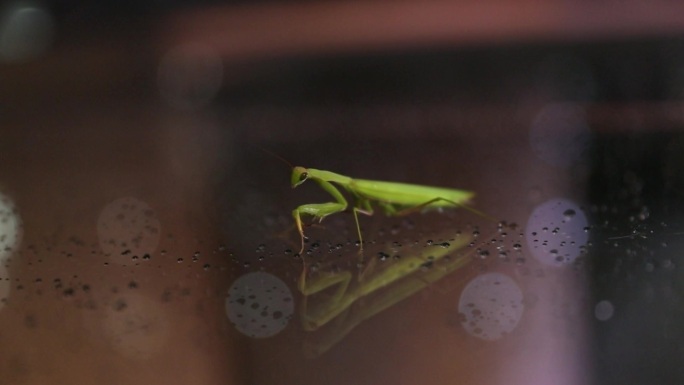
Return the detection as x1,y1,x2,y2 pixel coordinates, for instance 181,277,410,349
291,166,310,188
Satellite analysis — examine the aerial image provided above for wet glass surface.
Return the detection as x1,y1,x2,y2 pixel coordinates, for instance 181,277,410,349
2,6,684,384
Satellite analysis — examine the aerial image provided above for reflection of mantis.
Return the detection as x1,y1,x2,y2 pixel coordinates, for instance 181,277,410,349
298,232,476,357
290,166,477,253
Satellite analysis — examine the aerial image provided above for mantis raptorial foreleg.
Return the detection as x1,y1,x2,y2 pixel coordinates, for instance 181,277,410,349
294,179,378,254
293,179,349,254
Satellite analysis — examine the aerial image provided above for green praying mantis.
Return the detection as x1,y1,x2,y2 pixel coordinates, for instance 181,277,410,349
264,152,491,355
290,166,480,254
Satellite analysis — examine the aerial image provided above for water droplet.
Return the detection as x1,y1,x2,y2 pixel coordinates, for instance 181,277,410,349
420,260,434,271
645,262,654,272
563,209,576,219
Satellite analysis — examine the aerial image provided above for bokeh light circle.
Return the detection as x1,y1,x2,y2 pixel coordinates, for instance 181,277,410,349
157,43,223,110
97,197,161,263
525,198,589,267
225,272,294,338
594,300,615,321
102,293,169,360
0,191,22,264
0,1,54,62
458,272,524,341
